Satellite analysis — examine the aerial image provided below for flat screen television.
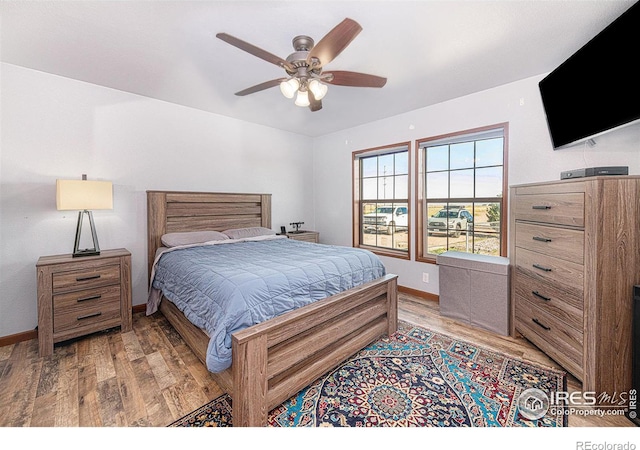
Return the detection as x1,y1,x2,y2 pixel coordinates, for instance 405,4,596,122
539,1,640,150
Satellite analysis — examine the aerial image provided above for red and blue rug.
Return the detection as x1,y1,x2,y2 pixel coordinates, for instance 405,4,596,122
169,322,566,427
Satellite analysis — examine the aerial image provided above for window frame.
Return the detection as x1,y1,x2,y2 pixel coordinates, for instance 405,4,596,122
416,123,509,263
352,142,411,260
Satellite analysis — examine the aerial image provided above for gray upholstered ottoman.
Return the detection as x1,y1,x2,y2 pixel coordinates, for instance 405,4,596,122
436,251,510,336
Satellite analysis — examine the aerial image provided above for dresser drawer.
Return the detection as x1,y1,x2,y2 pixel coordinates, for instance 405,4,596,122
53,285,121,333
513,268,583,331
515,248,584,292
515,296,583,380
513,192,584,227
515,222,584,264
52,264,120,293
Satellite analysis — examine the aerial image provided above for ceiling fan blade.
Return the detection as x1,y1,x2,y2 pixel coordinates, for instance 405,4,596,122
306,18,362,68
324,71,387,88
308,89,322,112
217,33,293,71
234,79,285,96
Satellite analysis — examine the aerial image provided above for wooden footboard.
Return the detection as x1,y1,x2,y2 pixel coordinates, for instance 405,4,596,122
232,273,397,426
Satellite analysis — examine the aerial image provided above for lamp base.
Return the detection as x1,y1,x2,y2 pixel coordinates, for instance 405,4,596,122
73,210,101,258
72,249,101,258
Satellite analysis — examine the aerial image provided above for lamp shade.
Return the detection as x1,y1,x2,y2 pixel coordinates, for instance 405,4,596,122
56,179,113,211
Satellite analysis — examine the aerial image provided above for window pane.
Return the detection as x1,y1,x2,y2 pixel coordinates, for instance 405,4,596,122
361,201,409,251
472,202,501,255
449,169,474,198
425,202,447,256
394,175,408,199
361,202,378,247
362,157,377,178
378,176,395,200
450,142,474,170
426,145,448,172
426,172,448,199
378,154,394,176
476,166,503,198
476,138,503,167
362,178,377,200
394,152,408,175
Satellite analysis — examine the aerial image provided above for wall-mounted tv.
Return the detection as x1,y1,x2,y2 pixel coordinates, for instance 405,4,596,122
539,1,640,150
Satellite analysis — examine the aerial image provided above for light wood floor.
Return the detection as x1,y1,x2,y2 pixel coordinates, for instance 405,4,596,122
0,294,634,427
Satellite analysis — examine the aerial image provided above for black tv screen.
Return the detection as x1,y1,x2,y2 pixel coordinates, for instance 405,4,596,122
539,1,640,149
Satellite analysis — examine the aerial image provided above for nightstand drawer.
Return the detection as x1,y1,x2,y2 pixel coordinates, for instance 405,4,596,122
52,264,120,293
53,285,121,333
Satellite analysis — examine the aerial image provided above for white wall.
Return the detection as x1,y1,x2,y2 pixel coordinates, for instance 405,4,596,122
312,74,640,294
0,63,314,337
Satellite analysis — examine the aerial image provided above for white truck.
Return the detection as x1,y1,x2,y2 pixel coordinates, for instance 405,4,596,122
362,205,408,234
427,206,473,237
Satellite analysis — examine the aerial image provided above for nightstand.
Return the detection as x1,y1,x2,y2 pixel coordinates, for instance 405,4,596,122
36,248,132,357
286,231,319,243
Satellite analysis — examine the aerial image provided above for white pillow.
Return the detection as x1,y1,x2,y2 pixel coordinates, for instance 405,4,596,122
161,230,229,247
222,227,276,239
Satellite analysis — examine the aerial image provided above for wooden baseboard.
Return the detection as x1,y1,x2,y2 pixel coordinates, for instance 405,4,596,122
0,329,37,348
133,304,146,314
398,285,439,302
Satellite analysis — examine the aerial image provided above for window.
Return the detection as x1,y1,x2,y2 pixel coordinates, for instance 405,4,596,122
353,143,410,259
416,124,508,262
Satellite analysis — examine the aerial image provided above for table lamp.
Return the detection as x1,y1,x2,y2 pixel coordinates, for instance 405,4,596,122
56,175,113,257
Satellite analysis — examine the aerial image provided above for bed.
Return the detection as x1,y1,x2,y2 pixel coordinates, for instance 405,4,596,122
147,191,398,426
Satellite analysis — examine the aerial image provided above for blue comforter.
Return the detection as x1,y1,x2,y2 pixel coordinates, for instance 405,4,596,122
150,237,386,372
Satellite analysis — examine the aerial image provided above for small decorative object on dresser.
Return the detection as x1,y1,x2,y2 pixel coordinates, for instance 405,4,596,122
36,248,132,357
510,176,640,399
286,230,319,243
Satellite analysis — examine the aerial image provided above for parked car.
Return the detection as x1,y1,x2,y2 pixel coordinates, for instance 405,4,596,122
363,205,408,234
428,207,473,237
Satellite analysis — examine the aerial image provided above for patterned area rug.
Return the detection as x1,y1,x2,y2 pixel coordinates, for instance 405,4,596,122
169,322,566,427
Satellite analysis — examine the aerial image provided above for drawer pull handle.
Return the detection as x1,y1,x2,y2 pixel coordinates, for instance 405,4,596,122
77,295,101,303
76,274,101,282
77,312,102,321
532,318,551,331
532,236,552,243
532,205,552,210
533,263,552,272
532,291,551,302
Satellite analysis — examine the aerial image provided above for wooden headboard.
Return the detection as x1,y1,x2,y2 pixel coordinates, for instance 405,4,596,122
146,191,272,279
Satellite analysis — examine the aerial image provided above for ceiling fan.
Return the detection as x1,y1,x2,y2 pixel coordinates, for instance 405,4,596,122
216,18,387,112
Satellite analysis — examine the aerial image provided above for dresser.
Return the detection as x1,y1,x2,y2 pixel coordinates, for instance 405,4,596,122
36,248,132,357
286,231,320,243
509,177,640,397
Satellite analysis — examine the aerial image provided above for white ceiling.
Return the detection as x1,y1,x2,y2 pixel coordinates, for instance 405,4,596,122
1,1,635,137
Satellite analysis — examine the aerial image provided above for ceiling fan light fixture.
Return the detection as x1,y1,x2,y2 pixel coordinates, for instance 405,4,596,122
308,79,328,100
294,89,310,107
279,78,299,98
